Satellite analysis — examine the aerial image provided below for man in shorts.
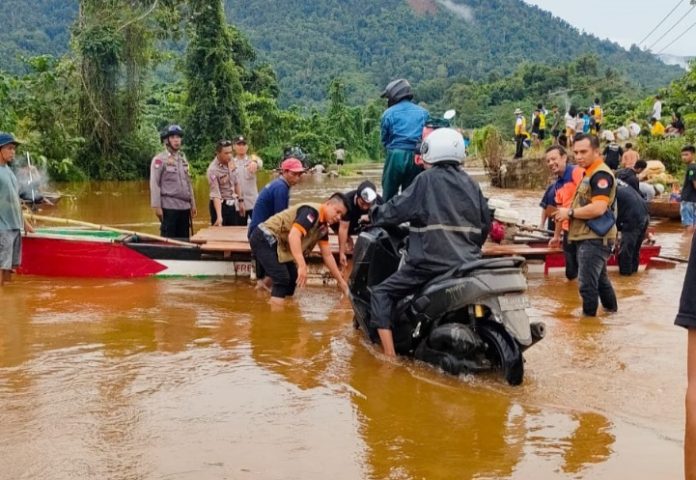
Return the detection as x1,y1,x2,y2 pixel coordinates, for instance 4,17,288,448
681,145,696,233
0,133,34,286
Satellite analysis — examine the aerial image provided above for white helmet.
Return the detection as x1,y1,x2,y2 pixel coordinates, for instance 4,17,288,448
421,128,466,164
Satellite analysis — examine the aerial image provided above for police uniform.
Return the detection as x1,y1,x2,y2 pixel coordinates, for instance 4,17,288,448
249,203,330,298
233,155,259,224
150,150,195,239
568,159,618,316
207,157,240,226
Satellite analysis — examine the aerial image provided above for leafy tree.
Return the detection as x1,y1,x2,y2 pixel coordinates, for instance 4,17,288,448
184,0,246,166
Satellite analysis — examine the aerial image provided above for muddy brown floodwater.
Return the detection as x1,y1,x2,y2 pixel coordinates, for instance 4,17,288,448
0,170,692,479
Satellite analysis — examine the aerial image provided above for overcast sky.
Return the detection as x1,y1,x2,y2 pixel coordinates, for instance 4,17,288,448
523,0,696,57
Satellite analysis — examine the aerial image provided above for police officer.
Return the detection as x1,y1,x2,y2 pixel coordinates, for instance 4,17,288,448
150,124,196,239
207,139,243,226
380,78,429,201
231,136,261,225
555,134,618,316
369,128,491,357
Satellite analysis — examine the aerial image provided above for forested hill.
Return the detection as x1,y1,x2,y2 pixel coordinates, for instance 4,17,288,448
0,0,683,106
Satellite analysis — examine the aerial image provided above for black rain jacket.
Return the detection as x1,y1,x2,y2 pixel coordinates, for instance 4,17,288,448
371,162,490,273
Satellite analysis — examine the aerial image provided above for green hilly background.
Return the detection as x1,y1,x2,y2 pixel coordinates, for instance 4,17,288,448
0,0,683,106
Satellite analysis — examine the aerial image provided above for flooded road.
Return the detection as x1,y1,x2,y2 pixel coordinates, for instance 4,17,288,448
1,171,692,479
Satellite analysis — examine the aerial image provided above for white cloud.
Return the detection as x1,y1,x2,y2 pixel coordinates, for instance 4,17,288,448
435,0,474,22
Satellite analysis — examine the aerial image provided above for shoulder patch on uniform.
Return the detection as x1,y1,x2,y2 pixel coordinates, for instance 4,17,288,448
154,159,162,168
306,212,316,223
597,178,609,189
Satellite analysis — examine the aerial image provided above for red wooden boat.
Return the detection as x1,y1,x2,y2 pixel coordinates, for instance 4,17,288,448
17,227,663,279
521,241,662,275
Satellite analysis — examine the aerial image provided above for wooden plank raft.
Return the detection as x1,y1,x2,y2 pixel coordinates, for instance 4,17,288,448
190,226,562,258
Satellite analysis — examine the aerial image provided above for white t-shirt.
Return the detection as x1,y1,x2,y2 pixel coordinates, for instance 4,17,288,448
629,122,641,137
615,126,629,141
564,113,575,130
651,100,662,120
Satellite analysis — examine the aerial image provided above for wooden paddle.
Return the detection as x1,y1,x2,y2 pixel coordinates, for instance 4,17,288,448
23,213,198,247
655,254,689,264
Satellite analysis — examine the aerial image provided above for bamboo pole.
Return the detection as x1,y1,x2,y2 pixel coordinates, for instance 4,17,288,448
23,213,199,247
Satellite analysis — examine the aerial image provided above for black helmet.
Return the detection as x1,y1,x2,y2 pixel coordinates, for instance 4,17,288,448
380,78,413,105
160,124,184,142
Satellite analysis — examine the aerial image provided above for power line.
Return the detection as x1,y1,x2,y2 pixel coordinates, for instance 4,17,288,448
638,0,685,45
647,4,695,50
657,18,696,53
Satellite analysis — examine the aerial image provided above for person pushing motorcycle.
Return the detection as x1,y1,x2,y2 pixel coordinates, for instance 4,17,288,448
369,128,491,357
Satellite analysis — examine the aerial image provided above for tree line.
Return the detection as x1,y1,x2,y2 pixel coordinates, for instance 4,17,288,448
0,0,693,182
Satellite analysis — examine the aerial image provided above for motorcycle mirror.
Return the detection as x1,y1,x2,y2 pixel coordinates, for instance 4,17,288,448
443,109,456,120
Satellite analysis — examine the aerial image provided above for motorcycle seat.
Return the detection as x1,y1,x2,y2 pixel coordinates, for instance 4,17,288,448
428,256,526,286
453,256,525,277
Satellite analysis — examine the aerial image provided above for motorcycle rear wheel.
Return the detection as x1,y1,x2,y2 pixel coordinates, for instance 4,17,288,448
476,321,524,386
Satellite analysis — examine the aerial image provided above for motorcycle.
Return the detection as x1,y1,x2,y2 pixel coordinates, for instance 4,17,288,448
348,225,546,385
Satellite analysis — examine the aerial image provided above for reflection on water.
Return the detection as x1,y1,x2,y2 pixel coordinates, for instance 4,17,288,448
1,175,689,478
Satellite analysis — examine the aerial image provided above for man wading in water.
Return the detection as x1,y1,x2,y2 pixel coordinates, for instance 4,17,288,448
554,134,618,317
0,133,34,286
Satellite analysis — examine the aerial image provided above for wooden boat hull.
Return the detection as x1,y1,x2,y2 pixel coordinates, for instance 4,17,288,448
648,200,680,220
17,228,662,279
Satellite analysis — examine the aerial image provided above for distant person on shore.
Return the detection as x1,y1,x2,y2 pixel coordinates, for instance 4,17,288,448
650,117,665,137
550,105,561,144
674,230,696,480
580,112,590,134
249,193,349,305
207,139,243,227
651,95,662,121
554,134,618,316
621,143,640,169
232,136,261,225
628,119,641,138
593,98,603,133
680,145,696,233
602,140,623,170
531,109,541,147
565,106,578,147
546,145,583,280
0,133,34,286
379,78,429,200
615,125,630,142
666,112,686,137
150,124,196,240
334,143,346,171
537,103,547,141
514,108,527,158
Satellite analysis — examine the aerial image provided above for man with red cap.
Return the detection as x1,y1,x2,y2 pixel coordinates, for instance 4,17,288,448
248,157,306,289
